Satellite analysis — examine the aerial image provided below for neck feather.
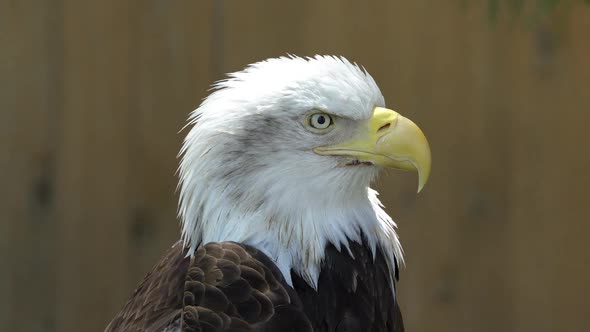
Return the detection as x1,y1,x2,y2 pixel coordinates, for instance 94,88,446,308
179,176,403,289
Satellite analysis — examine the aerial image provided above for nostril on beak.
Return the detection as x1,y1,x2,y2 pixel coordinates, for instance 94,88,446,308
377,123,391,134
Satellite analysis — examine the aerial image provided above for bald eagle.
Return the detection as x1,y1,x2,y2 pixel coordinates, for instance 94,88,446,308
105,55,431,332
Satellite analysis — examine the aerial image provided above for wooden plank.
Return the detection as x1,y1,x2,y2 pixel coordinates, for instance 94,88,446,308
124,0,214,303
220,0,308,72
56,1,133,331
56,1,214,331
0,1,61,331
507,4,590,331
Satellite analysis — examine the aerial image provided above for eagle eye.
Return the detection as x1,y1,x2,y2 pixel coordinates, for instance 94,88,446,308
308,113,333,130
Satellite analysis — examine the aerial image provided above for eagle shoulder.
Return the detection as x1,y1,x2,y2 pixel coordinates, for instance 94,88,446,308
105,241,312,332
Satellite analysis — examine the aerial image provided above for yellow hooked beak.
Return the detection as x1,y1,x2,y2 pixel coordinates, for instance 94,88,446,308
314,107,431,192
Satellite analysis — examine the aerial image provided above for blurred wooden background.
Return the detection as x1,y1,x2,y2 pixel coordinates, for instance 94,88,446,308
1,1,589,331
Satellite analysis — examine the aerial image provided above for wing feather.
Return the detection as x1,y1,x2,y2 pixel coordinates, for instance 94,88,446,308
105,242,312,332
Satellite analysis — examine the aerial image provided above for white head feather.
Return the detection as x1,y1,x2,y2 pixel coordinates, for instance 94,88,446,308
178,55,403,289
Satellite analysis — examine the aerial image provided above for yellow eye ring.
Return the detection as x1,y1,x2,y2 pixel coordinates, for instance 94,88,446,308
308,113,333,129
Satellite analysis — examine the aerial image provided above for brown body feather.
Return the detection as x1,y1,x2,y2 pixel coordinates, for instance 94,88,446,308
105,240,403,332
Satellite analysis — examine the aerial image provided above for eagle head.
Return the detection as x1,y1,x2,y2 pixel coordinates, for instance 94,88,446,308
178,55,431,287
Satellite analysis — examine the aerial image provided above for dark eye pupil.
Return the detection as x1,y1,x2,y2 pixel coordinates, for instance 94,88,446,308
317,116,326,125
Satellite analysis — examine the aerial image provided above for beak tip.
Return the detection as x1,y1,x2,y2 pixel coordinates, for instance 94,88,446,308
417,182,425,193
416,168,430,193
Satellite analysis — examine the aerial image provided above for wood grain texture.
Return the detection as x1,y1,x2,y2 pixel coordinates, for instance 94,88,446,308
0,1,61,331
54,1,215,331
1,1,589,331
56,1,134,330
